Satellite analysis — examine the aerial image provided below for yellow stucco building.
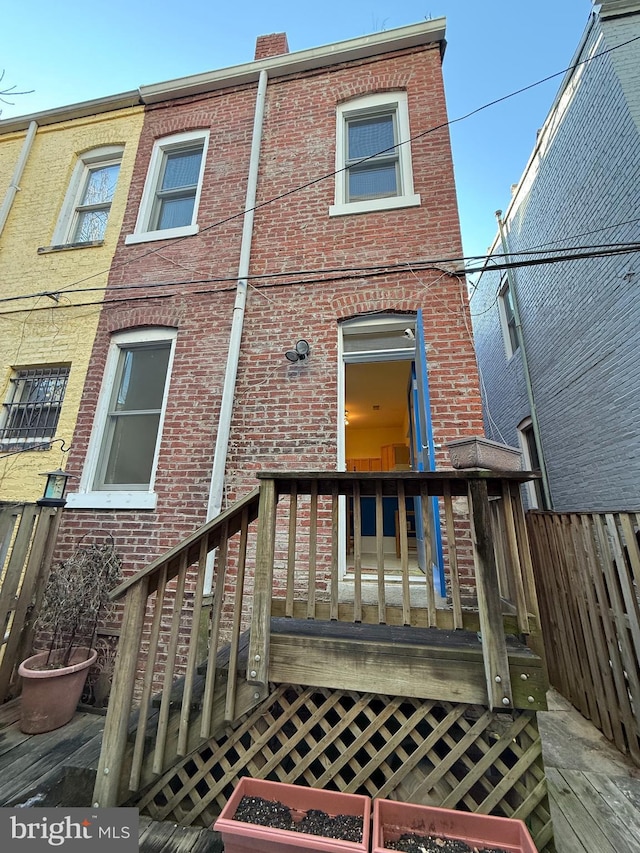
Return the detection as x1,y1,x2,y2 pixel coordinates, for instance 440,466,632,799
0,95,143,501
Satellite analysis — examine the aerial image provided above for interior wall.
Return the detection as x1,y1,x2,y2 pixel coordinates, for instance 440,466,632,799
345,426,407,457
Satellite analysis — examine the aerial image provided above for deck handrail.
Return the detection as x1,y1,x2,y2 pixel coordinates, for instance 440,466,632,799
93,488,261,807
108,487,261,601
92,470,542,808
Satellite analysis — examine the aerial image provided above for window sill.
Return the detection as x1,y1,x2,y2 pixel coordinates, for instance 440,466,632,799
65,491,158,510
329,194,421,217
124,224,199,245
38,240,105,254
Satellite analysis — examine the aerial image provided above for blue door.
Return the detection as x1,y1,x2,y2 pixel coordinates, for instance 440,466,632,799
409,310,445,595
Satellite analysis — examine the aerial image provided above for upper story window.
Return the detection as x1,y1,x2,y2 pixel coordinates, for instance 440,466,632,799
0,366,69,449
330,92,421,217
66,328,177,510
499,277,519,358
125,130,209,245
52,147,123,246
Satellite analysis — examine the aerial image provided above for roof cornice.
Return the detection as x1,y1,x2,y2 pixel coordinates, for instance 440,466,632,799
0,92,142,135
598,0,640,19
139,18,446,104
0,19,445,135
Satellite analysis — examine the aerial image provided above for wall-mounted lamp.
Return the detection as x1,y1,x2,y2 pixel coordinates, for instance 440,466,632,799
285,339,310,362
37,468,72,507
344,410,349,426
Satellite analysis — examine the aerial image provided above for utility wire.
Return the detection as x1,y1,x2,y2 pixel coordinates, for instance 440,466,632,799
32,32,640,301
0,242,638,318
3,240,640,308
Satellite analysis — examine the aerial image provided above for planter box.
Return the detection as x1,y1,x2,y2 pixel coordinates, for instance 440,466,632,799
373,799,537,853
214,777,370,853
447,436,522,472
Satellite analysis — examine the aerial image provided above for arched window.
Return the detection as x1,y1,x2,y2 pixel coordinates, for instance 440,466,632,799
52,146,123,246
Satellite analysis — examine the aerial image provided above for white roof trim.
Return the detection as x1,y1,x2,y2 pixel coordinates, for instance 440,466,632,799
140,19,446,104
0,19,446,134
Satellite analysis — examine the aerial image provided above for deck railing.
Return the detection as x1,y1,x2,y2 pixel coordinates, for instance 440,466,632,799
0,503,62,702
92,470,542,807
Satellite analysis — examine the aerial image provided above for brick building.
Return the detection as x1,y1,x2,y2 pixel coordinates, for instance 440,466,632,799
54,19,484,594
471,0,640,512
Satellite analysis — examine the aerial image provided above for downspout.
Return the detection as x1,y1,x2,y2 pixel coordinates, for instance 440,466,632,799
495,210,553,509
204,69,268,588
0,120,38,236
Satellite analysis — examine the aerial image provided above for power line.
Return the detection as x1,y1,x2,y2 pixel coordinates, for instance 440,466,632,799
36,32,640,300
3,238,640,309
0,243,638,318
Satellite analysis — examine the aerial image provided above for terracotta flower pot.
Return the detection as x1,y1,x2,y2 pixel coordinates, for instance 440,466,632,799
372,798,537,853
18,647,97,734
214,777,370,853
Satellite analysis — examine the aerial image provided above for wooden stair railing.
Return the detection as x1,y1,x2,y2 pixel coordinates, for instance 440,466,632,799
92,488,260,808
92,470,544,808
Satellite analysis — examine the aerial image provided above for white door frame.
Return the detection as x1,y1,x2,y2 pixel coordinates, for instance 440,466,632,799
337,314,417,577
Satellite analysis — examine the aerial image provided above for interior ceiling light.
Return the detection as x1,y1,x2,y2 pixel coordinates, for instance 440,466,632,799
285,339,310,362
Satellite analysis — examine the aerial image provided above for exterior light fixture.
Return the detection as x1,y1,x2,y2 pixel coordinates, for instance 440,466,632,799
37,468,72,507
344,410,349,426
285,339,310,362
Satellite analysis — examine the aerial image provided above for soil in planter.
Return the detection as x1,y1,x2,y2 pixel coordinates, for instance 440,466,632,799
386,833,510,853
233,795,364,842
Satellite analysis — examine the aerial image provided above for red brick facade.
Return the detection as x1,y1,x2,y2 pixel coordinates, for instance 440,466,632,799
56,37,483,590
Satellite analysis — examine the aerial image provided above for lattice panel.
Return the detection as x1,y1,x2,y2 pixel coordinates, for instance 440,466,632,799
133,684,554,851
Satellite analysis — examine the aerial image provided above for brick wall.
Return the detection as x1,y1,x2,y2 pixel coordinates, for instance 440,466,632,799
53,42,484,685
254,33,289,60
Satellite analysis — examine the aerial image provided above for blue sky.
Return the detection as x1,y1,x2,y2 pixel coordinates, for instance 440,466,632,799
1,1,593,259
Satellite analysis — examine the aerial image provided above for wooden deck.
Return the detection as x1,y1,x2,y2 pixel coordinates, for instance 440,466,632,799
0,699,220,850
1,691,640,851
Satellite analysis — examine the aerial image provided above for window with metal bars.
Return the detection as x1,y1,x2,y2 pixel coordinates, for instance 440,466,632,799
0,366,69,446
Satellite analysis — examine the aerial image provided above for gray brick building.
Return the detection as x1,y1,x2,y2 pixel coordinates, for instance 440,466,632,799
471,0,640,511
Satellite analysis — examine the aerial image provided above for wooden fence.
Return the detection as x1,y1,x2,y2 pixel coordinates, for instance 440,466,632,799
0,502,62,702
527,510,640,765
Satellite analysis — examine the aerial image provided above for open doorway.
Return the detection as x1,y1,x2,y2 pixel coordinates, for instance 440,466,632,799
340,315,418,576
338,313,445,592
344,360,416,569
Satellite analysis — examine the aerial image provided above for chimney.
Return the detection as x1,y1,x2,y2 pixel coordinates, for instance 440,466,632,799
254,33,289,61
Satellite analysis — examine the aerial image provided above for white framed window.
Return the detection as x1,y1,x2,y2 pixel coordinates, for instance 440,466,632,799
66,328,177,510
125,130,209,245
52,147,123,246
498,276,520,359
329,92,420,217
0,365,69,449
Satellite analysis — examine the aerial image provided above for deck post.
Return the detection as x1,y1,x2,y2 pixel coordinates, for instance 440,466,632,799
248,477,277,690
92,579,149,807
468,478,514,709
